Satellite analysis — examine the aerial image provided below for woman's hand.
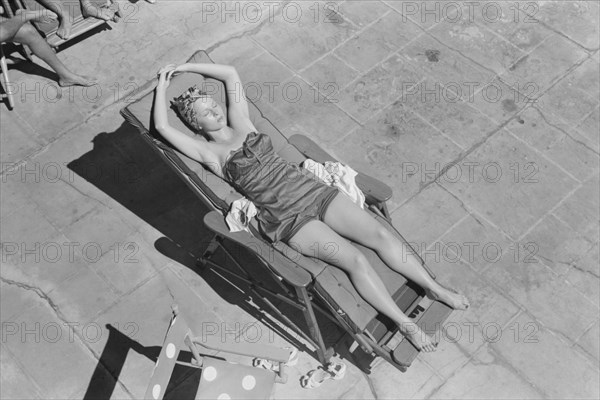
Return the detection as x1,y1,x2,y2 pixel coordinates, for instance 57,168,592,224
156,64,177,89
173,63,189,74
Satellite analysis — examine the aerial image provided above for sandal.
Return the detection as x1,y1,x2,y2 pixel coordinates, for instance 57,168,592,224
300,360,346,389
252,346,299,370
300,368,332,389
327,360,347,380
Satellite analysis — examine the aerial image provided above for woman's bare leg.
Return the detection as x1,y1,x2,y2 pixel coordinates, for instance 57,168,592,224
1,10,53,41
11,23,96,86
287,219,439,352
323,193,470,310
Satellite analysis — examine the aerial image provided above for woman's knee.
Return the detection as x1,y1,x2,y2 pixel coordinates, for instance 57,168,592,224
369,224,398,250
13,23,39,43
349,251,374,276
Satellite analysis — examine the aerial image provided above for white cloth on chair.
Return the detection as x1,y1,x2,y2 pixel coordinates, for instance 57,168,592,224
225,197,257,233
225,159,365,233
302,159,365,209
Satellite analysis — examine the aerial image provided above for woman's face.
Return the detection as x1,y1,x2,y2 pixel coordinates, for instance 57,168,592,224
192,96,226,132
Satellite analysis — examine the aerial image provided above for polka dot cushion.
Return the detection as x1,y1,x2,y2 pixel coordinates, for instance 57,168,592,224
196,357,275,399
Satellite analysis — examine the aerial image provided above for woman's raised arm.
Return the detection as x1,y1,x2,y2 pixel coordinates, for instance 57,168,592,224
174,63,253,132
153,65,215,164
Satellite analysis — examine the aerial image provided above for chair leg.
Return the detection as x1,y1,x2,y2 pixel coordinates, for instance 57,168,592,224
0,47,14,110
0,0,14,17
295,286,334,366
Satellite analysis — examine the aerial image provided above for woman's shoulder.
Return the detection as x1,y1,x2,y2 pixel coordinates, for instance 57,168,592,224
228,114,257,136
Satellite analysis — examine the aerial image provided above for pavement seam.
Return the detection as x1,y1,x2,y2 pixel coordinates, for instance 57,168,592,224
85,265,166,325
417,27,503,83
401,194,554,325
573,319,600,345
483,253,600,342
425,308,549,399
554,263,600,310
0,106,123,179
0,342,46,400
390,97,595,246
573,102,600,141
420,332,485,383
361,369,379,400
248,6,433,135
514,181,583,243
389,108,517,214
161,262,222,318
3,106,43,144
531,103,600,156
558,114,600,157
246,34,368,134
526,7,600,53
503,125,583,183
57,174,113,210
565,246,600,280
0,275,135,399
505,308,600,380
295,7,395,74
402,101,472,152
426,210,472,249
496,50,593,107
432,12,531,76
328,74,427,148
571,320,600,364
419,189,507,264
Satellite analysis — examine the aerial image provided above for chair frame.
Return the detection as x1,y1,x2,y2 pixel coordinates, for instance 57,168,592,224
0,44,15,109
120,54,452,373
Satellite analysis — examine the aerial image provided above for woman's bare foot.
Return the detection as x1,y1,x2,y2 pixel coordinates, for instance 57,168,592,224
400,322,438,352
55,12,72,40
81,0,120,22
15,8,58,23
427,285,470,310
58,73,97,87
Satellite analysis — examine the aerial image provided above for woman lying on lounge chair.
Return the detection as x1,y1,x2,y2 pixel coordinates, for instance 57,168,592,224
154,63,470,352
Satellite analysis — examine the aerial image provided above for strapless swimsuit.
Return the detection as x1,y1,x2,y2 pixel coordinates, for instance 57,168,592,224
223,132,340,243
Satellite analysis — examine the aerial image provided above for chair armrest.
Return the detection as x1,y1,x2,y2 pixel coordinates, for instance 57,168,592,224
203,211,312,288
288,134,392,204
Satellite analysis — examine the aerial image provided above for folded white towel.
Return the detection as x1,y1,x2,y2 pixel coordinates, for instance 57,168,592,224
225,159,365,232
225,197,257,233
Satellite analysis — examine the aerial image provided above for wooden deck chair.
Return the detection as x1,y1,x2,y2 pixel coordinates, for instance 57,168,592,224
14,0,111,48
121,50,453,374
146,304,291,400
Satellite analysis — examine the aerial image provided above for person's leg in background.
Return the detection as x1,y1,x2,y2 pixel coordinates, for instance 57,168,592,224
31,0,73,39
81,0,121,23
1,12,96,86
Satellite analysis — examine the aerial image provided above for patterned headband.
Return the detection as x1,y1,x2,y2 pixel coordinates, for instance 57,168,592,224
171,85,209,131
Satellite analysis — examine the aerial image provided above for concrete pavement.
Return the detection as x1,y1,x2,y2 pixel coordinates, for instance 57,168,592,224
1,1,599,398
